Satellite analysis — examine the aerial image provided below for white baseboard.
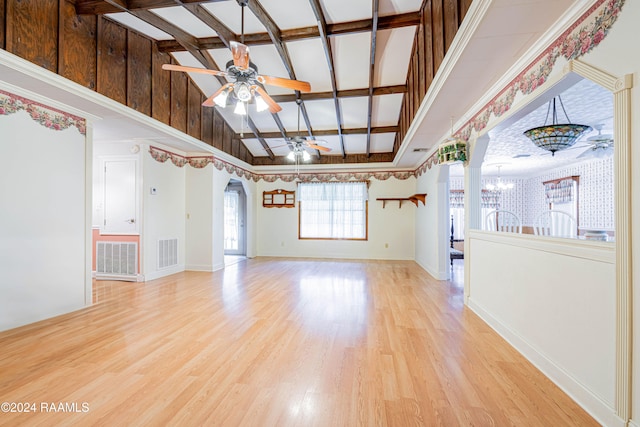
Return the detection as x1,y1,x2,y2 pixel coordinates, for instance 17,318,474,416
629,419,640,427
467,299,623,427
415,258,448,280
144,264,185,281
185,264,214,272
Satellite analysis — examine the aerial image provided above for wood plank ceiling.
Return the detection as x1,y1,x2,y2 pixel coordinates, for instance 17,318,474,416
63,0,471,166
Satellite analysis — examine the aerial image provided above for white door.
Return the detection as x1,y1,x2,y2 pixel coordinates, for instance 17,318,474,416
103,159,137,234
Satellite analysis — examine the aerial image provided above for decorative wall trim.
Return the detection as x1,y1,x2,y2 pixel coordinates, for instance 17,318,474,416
457,0,624,141
148,146,417,183
0,89,86,135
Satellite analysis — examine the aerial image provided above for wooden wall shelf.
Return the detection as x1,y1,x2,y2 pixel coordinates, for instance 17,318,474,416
377,194,427,208
263,189,295,208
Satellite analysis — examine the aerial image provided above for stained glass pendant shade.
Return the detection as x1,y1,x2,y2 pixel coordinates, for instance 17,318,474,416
523,96,591,156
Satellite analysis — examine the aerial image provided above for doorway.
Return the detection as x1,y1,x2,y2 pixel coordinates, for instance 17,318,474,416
224,179,246,257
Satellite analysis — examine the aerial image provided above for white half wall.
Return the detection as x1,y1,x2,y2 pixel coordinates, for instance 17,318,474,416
0,99,90,332
467,231,616,426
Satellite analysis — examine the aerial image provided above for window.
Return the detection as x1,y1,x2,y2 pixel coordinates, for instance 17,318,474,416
298,182,368,240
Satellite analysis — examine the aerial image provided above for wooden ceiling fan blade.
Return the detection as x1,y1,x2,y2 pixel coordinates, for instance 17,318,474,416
253,86,282,113
230,41,250,70
162,63,226,77
202,83,233,107
307,143,331,152
257,75,311,93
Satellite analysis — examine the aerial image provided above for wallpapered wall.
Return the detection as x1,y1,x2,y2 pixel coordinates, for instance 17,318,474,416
450,157,614,230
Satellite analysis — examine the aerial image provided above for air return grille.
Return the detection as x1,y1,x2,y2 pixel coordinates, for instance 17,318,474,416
158,238,178,269
96,242,138,281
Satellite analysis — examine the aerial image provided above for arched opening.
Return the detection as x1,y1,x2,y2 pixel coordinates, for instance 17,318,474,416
224,179,247,264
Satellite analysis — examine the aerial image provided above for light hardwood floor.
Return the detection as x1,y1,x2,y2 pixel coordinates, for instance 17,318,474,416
0,258,597,426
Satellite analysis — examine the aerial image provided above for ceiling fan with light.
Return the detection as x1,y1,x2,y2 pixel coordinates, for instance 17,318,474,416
576,124,614,159
268,99,332,162
161,0,311,115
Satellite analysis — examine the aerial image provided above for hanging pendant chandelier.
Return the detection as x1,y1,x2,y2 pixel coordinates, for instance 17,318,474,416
523,96,591,156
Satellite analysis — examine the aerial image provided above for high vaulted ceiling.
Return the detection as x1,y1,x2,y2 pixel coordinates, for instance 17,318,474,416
74,0,467,166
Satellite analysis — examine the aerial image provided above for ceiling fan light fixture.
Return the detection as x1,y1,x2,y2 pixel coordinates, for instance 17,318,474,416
234,101,247,115
235,83,252,102
213,88,230,108
255,94,269,112
302,150,311,161
287,151,296,161
523,96,591,156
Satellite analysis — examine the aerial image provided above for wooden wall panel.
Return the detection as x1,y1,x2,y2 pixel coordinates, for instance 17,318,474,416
187,81,202,140
213,110,225,151
151,44,171,126
0,0,6,49
422,1,435,94
170,68,188,133
417,23,426,100
201,106,214,146
6,0,58,71
459,0,473,24
97,18,127,104
443,0,459,52
59,1,97,90
431,0,445,73
127,31,152,115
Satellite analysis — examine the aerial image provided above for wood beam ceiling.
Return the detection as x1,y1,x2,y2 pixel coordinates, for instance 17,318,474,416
72,0,426,164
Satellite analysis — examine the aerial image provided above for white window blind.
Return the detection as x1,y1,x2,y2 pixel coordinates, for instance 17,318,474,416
298,182,368,240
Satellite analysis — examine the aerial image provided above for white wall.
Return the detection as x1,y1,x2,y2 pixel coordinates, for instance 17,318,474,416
415,165,449,279
256,177,416,260
0,97,90,332
142,148,186,280
185,165,214,271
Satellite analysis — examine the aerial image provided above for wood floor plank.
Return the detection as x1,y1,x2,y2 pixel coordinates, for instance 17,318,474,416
0,258,597,426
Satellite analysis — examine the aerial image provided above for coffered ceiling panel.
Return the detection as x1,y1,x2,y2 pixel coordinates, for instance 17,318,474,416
339,97,369,129
105,13,173,40
285,39,333,93
379,0,423,16
372,93,403,127
304,99,340,130
332,32,372,91
370,133,396,153
201,2,267,34
321,0,373,24
373,27,416,87
259,0,318,30
150,7,218,38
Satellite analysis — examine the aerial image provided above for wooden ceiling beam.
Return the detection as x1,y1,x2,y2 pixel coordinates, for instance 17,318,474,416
75,0,226,15
366,0,379,157
243,126,398,140
154,12,420,53
309,0,346,158
268,85,407,103
247,0,318,151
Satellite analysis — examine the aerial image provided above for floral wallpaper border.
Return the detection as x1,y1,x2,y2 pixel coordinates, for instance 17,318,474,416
0,89,86,135
415,0,624,177
149,146,417,183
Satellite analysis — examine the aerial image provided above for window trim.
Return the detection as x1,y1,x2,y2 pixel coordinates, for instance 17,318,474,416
297,182,369,241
